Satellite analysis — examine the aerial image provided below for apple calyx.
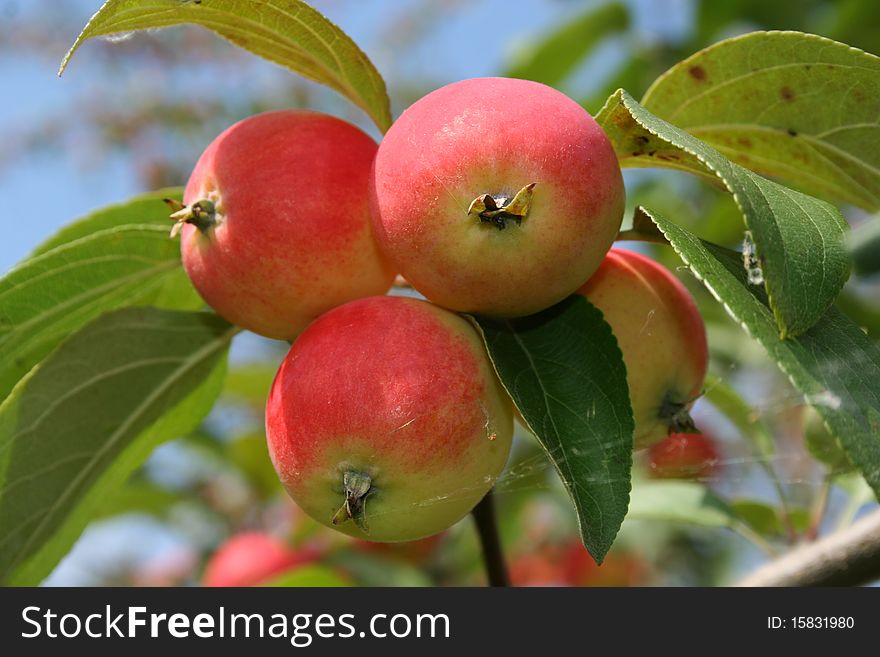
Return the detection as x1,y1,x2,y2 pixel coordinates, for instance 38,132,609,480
331,470,373,533
467,182,537,230
659,393,698,434
164,198,218,238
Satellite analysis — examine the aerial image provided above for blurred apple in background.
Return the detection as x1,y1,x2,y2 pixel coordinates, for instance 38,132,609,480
201,532,318,587
648,432,720,480
511,539,648,587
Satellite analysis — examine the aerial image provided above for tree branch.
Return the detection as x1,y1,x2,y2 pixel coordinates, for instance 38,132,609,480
737,508,880,587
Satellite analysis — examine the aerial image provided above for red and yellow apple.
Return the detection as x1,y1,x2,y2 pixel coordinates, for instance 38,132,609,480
201,532,315,587
171,110,395,340
370,77,625,317
265,296,514,542
578,248,708,447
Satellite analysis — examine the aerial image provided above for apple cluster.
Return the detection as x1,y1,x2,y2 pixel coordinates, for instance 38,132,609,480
171,77,709,543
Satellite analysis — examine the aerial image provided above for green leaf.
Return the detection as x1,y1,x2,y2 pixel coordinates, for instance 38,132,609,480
731,499,783,536
0,307,234,584
803,405,855,473
703,375,775,458
506,2,629,88
693,0,814,43
835,290,880,341
834,471,874,528
835,471,873,500
849,218,880,277
222,363,278,410
30,188,183,257
628,480,738,528
228,433,283,499
0,223,201,402
60,0,392,132
261,564,350,587
597,89,851,338
93,480,184,520
633,205,880,502
474,296,633,564
788,506,812,533
641,31,880,211
325,551,432,587
627,481,779,553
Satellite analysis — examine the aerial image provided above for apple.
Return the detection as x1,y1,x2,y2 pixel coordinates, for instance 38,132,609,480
648,432,720,480
560,542,647,587
510,541,647,586
170,110,395,340
370,77,625,317
509,549,568,587
266,296,514,542
578,248,708,447
201,532,315,587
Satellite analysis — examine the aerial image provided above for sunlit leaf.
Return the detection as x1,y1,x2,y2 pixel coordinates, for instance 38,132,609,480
628,480,738,528
0,308,234,584
0,224,200,401
598,89,850,338
61,0,392,132
642,31,880,210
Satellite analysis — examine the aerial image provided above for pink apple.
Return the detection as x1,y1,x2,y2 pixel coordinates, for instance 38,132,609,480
578,248,708,447
201,532,315,587
173,110,395,340
266,296,514,541
370,77,625,317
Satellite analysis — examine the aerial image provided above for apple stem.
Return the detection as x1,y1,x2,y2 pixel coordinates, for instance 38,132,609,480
164,198,217,238
471,488,509,587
